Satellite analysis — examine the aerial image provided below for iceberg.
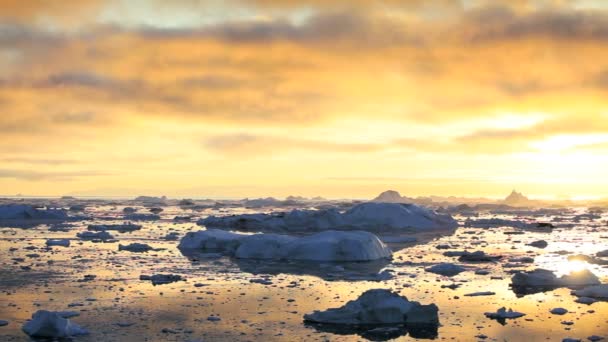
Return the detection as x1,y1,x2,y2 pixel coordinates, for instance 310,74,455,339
303,289,439,325
22,310,88,338
0,204,68,221
200,202,457,233
179,229,392,262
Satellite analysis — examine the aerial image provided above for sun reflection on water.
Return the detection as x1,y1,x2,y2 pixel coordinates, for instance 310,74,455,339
554,259,589,276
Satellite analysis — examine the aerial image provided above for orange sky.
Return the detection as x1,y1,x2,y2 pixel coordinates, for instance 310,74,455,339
1,0,608,199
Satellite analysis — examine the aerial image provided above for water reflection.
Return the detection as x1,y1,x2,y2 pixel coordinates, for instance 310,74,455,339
179,248,393,281
305,322,438,341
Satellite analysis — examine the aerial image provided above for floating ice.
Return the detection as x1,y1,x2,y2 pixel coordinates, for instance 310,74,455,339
87,223,142,232
77,231,115,241
512,269,600,288
119,243,153,253
46,239,70,247
572,285,608,299
140,274,183,285
22,310,88,338
425,263,466,277
484,307,526,320
528,240,548,248
0,204,68,221
458,251,502,262
303,289,439,325
550,308,568,315
179,229,392,262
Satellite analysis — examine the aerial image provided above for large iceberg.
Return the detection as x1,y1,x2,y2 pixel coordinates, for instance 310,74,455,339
178,229,392,262
303,289,439,325
199,202,457,233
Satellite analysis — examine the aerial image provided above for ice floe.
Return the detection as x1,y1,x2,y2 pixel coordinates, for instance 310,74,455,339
484,307,525,321
572,285,608,299
425,263,466,276
46,239,70,247
179,229,392,262
511,269,600,290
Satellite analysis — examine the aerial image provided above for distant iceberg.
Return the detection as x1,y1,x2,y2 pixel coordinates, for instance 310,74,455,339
199,202,457,233
0,204,69,221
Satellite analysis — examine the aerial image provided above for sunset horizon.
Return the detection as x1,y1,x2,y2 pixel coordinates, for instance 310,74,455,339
2,0,608,199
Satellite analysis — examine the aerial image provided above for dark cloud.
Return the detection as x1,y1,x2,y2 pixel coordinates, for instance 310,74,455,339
466,7,608,42
138,11,421,47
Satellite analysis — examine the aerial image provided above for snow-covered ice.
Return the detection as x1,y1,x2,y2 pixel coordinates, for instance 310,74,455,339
179,229,392,262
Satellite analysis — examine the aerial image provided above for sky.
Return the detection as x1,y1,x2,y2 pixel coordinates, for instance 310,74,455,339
1,0,608,199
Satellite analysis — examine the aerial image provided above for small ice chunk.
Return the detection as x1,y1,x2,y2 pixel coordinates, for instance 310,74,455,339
425,263,466,277
118,243,153,253
458,251,501,262
163,232,180,241
550,308,568,315
87,223,142,232
464,291,495,297
46,239,70,247
77,231,114,241
528,240,548,248
484,307,525,320
140,274,182,285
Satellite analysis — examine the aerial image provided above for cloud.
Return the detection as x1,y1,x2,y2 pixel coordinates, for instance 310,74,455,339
0,169,112,181
0,157,80,165
204,133,384,155
2,0,608,198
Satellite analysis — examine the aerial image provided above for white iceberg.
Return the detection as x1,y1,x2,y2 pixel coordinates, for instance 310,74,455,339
179,229,392,262
200,202,457,233
178,229,244,253
303,289,438,325
234,234,296,259
22,310,88,338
